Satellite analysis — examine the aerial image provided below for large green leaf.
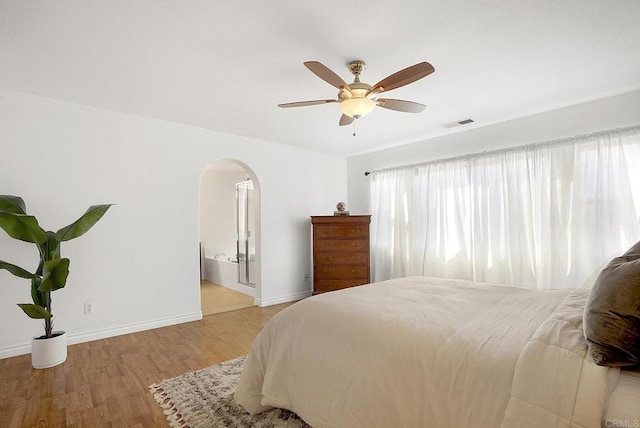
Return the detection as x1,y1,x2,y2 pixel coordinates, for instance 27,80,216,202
0,195,27,214
38,231,61,262
0,212,47,243
39,258,70,292
0,260,38,279
31,278,44,307
55,204,113,242
17,303,52,319
36,232,61,276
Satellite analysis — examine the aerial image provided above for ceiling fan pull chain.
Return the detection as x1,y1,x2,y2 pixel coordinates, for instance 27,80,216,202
353,120,356,137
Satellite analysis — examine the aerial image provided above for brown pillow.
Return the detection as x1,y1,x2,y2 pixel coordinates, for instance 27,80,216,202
584,241,640,367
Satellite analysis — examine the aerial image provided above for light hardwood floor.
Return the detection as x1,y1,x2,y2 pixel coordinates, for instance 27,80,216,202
200,280,255,316
0,302,293,427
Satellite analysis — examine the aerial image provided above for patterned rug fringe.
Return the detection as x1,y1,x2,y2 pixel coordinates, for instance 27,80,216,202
148,356,308,428
149,384,189,428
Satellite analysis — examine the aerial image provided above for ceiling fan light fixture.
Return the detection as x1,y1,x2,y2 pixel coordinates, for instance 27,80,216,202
280,60,435,125
339,97,376,119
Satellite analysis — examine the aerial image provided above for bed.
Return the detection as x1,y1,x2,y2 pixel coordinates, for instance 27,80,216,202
605,368,640,426
234,277,640,427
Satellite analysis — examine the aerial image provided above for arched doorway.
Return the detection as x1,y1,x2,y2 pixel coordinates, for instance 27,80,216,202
198,159,261,316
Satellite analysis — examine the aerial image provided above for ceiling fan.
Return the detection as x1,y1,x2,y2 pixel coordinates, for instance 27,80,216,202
278,60,435,126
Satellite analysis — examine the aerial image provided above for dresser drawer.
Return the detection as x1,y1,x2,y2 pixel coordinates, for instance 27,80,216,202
314,279,368,293
314,239,368,252
314,225,368,238
314,265,368,278
315,252,368,265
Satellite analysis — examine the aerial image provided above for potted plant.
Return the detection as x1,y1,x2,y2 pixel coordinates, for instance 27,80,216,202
0,195,112,368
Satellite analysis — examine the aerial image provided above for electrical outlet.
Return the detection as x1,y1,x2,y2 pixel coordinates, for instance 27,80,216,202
303,273,310,282
84,302,94,315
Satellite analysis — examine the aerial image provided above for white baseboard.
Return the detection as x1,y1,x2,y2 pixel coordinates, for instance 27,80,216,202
255,290,312,307
0,342,31,360
224,281,256,297
67,312,203,345
0,311,203,360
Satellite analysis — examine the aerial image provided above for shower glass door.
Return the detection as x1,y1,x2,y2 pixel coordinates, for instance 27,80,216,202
236,180,255,287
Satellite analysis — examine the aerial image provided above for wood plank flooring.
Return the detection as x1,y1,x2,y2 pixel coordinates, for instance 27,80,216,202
200,280,255,316
0,302,293,427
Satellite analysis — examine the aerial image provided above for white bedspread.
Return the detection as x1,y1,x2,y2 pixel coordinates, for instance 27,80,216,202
235,277,610,427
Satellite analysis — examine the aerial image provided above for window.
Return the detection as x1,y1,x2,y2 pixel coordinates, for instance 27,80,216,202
370,127,640,289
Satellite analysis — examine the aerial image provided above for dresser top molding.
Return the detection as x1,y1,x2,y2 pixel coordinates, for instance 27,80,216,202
311,215,371,225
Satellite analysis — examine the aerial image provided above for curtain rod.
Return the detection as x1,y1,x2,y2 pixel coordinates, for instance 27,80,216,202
363,125,640,176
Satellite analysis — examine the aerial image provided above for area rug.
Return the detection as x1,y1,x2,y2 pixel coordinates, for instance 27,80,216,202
149,356,309,428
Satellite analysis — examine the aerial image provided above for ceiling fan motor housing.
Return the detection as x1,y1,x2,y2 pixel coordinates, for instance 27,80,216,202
339,61,376,118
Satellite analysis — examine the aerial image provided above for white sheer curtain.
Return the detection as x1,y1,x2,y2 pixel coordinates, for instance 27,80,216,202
370,126,640,289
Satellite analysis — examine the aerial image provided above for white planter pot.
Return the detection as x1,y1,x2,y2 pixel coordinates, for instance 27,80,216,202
31,331,67,369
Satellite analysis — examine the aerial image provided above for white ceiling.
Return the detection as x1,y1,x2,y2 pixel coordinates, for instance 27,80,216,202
1,1,639,156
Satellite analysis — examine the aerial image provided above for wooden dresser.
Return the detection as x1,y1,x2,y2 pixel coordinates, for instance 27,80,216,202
311,215,371,294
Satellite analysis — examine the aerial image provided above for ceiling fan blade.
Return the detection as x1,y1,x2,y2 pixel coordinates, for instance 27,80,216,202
278,99,337,108
339,114,354,126
377,98,426,113
370,62,435,93
304,61,349,89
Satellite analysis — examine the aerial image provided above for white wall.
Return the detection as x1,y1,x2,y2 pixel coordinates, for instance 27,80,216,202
199,167,248,256
0,88,346,358
348,90,640,214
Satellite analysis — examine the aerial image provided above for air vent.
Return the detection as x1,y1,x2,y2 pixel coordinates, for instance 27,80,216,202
442,118,475,129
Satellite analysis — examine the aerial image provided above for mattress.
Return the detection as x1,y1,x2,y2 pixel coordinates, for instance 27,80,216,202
604,367,640,427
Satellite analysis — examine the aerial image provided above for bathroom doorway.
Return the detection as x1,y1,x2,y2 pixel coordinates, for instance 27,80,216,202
198,160,260,316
